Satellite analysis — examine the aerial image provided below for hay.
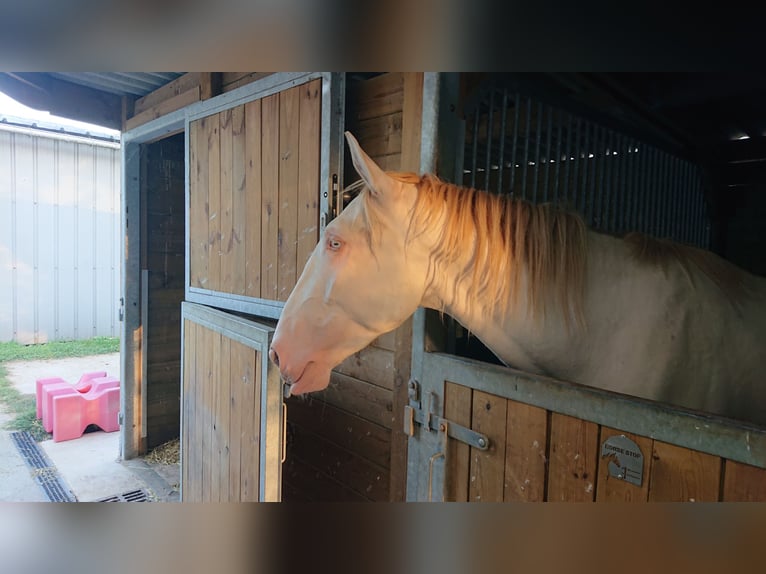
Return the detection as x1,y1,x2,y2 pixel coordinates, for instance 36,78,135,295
145,438,180,465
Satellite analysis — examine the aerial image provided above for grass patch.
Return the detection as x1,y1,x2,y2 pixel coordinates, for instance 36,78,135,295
0,337,119,363
0,337,120,441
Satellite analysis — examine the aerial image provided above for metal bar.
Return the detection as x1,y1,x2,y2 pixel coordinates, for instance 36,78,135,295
564,115,573,206
597,128,608,230
554,110,563,204
682,162,693,243
521,97,532,199
497,89,508,195
648,146,659,237
572,119,582,216
532,101,543,203
633,144,643,234
583,122,594,224
422,351,766,469
543,105,553,203
671,156,682,242
470,109,479,189
509,92,520,196
614,133,627,234
484,89,495,192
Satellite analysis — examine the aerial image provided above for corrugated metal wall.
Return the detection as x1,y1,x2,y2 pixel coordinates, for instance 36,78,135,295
0,125,120,343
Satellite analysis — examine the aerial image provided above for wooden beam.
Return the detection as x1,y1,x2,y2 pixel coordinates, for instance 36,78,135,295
133,73,200,115
199,73,222,100
0,72,123,130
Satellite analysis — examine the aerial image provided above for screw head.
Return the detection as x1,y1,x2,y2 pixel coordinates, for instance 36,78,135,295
478,438,487,448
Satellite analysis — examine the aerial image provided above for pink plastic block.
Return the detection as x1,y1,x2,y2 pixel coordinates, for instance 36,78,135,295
35,371,106,418
52,384,121,442
41,376,119,433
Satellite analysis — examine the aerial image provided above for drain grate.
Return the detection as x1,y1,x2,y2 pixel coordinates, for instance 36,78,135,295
97,489,150,502
10,431,77,502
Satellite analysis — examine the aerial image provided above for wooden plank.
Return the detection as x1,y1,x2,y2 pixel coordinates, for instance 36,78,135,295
125,87,200,130
277,84,300,301
469,390,508,502
199,73,222,100
189,119,208,289
181,319,195,500
334,346,395,391
371,154,403,173
353,113,403,158
199,324,211,501
209,328,221,501
222,72,274,93
322,372,394,429
372,330,396,352
503,400,547,502
348,72,404,122
282,456,369,502
722,460,766,501
219,108,234,294
235,340,259,501
297,78,321,275
206,113,221,292
547,413,599,501
595,427,652,502
217,335,231,502
244,99,263,298
228,335,243,500
286,397,391,469
648,441,721,502
444,382,472,502
231,105,247,296
400,72,424,172
260,93,280,300
288,424,390,501
134,73,200,115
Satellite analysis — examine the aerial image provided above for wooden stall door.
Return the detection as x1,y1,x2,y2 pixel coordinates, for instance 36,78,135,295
187,74,339,319
181,302,284,502
405,350,766,502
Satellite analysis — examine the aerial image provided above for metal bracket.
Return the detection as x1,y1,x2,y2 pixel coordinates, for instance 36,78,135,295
404,404,489,451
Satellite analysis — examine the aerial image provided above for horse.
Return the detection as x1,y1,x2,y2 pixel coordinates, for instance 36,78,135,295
269,131,766,427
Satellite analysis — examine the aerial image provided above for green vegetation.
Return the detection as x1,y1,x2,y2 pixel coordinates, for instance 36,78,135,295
0,337,119,441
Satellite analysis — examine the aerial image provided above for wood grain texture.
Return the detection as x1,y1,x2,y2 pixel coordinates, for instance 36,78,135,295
503,400,547,502
206,113,221,292
231,105,247,295
722,460,766,501
444,382,472,502
469,390,508,502
244,99,263,298
218,108,234,294
648,441,721,502
277,85,300,301
297,78,321,275
547,413,599,501
260,93,280,300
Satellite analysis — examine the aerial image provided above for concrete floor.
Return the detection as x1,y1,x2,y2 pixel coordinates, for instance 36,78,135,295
0,353,179,502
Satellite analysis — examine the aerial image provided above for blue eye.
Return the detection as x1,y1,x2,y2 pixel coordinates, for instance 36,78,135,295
328,237,342,251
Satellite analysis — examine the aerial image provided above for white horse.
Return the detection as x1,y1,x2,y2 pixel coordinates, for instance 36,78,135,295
269,131,766,426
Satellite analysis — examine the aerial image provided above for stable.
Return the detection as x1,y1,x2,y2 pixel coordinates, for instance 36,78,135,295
3,72,764,501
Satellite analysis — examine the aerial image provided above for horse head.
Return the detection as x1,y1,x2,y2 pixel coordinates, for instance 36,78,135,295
269,132,430,395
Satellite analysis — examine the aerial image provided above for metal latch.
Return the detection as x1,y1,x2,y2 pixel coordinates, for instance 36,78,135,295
404,380,489,451
404,405,489,451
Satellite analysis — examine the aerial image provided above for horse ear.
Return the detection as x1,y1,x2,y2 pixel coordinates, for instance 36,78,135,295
345,131,395,197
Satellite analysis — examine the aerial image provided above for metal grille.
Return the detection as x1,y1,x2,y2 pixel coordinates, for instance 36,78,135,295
10,431,78,502
462,87,712,248
97,489,151,502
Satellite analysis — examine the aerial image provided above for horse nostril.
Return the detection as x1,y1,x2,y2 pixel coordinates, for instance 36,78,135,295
269,347,279,367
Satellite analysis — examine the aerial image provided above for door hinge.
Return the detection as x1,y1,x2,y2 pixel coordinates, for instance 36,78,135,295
404,379,489,451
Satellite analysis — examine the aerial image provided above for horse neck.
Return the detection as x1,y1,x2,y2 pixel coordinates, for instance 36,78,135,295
418,229,574,375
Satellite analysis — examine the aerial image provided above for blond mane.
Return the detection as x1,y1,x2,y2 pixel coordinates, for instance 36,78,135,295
388,173,588,329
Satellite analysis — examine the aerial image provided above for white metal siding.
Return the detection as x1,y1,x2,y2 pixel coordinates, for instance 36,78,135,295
0,126,120,343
